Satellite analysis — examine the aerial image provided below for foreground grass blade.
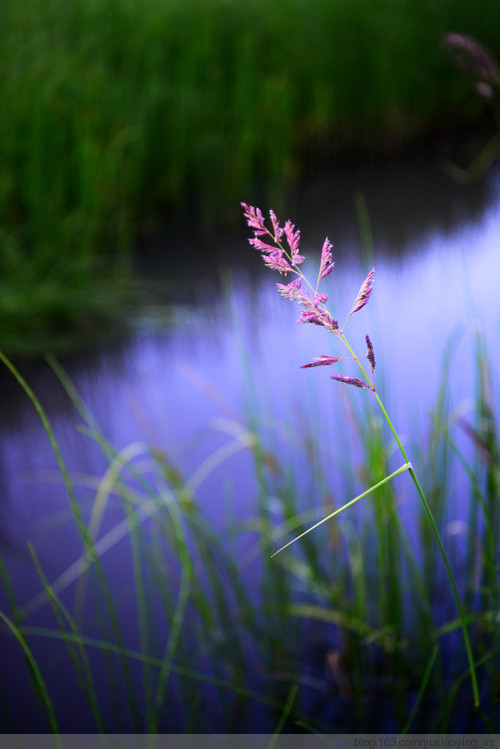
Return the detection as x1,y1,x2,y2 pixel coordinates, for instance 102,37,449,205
28,544,106,732
0,351,143,730
399,644,439,734
271,463,411,557
14,625,309,719
373,390,480,707
0,611,59,734
268,683,299,747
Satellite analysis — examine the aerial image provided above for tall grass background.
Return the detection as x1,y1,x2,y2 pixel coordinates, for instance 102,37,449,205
1,0,500,349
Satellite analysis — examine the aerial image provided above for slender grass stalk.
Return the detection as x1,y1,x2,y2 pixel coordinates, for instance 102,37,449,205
242,203,480,707
0,611,60,735
27,543,106,732
0,350,143,729
268,684,299,747
148,490,193,734
372,388,479,707
271,463,411,557
0,550,22,626
437,648,500,732
11,624,328,728
47,353,268,730
399,644,439,734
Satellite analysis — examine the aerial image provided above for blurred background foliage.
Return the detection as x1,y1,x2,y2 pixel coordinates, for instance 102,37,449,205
1,0,499,351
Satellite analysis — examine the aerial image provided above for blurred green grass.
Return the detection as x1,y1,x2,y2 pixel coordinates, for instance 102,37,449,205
1,0,499,350
0,328,498,732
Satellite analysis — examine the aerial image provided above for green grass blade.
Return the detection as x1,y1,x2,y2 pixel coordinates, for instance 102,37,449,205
271,462,411,557
0,351,143,729
0,611,59,734
27,543,107,732
14,625,304,717
399,645,439,734
268,683,299,748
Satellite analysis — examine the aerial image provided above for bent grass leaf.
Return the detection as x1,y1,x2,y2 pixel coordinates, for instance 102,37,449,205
0,610,59,735
271,463,412,557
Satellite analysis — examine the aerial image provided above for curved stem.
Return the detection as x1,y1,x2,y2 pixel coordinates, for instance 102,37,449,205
339,331,373,387
246,208,480,707
372,389,480,707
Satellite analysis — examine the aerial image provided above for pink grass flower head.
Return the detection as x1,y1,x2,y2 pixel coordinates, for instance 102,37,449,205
241,203,266,235
242,202,293,275
242,202,369,385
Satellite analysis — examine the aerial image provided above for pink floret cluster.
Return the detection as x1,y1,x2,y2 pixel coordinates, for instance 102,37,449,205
242,202,376,390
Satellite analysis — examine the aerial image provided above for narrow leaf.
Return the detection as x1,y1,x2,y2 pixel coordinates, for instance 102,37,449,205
271,463,412,557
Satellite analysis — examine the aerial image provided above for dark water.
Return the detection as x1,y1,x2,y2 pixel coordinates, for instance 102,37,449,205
0,162,499,732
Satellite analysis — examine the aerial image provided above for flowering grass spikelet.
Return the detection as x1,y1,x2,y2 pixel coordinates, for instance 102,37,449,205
263,252,291,275
349,268,375,317
297,292,335,330
276,279,303,300
241,203,266,235
301,355,341,369
284,220,305,266
330,375,371,389
270,209,284,243
365,334,376,373
319,238,334,279
249,237,275,253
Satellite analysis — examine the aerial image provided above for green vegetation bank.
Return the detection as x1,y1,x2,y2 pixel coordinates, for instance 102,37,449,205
0,0,499,350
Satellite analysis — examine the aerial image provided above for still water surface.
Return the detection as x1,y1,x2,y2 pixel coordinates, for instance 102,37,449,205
0,163,499,731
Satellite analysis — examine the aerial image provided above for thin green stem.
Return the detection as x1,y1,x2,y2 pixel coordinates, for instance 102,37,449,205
271,462,411,557
268,684,299,748
331,327,478,706
339,330,374,387
399,645,438,734
251,211,480,709
0,611,60,735
372,390,410,462
407,463,479,706
0,351,143,729
371,389,480,707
